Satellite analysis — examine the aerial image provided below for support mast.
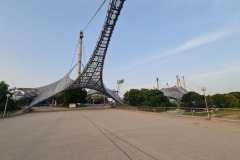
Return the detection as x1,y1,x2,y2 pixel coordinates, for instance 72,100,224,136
182,76,186,90
156,77,160,90
176,75,180,88
78,31,84,77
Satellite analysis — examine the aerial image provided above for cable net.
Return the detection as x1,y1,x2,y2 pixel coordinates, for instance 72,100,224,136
17,0,125,107
29,71,74,107
68,0,125,104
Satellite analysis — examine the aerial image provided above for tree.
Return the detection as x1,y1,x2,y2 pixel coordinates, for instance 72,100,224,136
224,94,239,108
124,89,144,106
230,92,240,101
141,89,170,107
0,81,18,111
212,93,239,108
124,88,170,107
182,91,204,103
181,91,205,108
54,88,87,106
211,94,226,108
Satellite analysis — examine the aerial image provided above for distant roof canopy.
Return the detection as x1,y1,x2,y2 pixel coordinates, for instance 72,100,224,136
161,86,188,100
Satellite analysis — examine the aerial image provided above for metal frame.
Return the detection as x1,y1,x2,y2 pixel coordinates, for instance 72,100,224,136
69,0,125,103
17,0,125,107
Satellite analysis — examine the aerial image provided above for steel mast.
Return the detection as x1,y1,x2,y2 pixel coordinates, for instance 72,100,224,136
78,31,84,77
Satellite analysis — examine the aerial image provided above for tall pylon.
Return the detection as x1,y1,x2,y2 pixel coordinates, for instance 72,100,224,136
156,77,160,90
78,31,84,77
182,76,186,90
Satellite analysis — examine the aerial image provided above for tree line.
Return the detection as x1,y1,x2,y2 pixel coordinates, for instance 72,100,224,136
1,79,239,110
52,88,87,106
0,81,18,111
182,91,240,108
124,88,240,108
124,89,171,107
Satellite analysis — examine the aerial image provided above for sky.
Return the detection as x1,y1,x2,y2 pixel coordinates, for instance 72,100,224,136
0,0,240,96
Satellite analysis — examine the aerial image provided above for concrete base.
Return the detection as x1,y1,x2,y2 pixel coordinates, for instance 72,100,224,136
0,108,240,160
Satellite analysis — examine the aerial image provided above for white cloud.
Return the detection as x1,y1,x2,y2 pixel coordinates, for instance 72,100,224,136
184,64,240,94
123,29,239,70
176,30,233,51
188,65,240,81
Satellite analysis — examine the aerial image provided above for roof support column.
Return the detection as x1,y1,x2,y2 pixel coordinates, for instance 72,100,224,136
78,31,84,78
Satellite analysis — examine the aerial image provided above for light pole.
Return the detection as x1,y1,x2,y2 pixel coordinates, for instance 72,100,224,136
3,94,11,118
117,79,124,95
201,87,210,119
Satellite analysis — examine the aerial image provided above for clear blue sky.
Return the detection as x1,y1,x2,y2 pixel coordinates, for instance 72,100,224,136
1,0,240,95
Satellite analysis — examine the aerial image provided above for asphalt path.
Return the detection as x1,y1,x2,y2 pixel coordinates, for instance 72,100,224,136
1,107,240,160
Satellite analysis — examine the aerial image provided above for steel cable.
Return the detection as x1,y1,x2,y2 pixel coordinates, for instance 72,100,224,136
83,0,107,31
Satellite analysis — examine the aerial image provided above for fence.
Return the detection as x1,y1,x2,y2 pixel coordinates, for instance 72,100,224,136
116,106,240,120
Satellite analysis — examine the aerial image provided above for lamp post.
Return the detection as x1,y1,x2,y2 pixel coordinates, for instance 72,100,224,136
201,87,210,119
3,94,11,118
117,79,124,93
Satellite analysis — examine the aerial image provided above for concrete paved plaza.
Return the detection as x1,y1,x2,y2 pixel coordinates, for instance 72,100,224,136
1,107,240,160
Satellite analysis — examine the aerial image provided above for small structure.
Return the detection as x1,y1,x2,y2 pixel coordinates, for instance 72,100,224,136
69,103,76,108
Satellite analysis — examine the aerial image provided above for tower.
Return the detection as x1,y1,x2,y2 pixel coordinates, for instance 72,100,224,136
182,76,186,90
156,77,160,90
78,31,84,77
